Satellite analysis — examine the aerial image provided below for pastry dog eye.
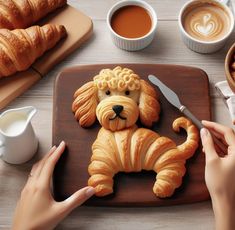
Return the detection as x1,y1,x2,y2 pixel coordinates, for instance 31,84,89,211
105,90,111,95
125,90,130,95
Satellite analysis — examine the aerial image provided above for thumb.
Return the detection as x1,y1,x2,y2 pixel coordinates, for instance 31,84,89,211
200,128,218,161
61,186,95,213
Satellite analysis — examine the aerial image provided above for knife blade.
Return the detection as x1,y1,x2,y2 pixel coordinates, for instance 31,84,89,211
148,74,227,155
148,74,203,129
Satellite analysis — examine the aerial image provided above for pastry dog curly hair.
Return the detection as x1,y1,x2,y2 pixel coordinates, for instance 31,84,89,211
72,66,199,198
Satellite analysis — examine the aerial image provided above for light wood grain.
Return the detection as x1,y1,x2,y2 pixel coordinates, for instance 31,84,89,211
0,0,234,229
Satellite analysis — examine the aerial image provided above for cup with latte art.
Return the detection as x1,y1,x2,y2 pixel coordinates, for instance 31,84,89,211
179,0,234,53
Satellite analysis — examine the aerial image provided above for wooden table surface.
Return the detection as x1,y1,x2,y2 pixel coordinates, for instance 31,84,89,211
0,0,235,229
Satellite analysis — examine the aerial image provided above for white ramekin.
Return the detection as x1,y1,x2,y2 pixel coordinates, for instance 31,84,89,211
178,0,235,54
107,0,157,51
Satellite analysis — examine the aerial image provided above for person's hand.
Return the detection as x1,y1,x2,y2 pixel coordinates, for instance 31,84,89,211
12,141,95,230
200,120,235,230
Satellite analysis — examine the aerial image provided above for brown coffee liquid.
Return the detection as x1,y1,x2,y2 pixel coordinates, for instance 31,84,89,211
111,5,152,38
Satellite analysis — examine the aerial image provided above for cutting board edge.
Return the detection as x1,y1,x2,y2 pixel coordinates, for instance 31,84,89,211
84,196,211,207
54,63,210,76
54,191,210,207
0,69,41,110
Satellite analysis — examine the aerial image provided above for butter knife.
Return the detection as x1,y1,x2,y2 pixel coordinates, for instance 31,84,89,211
148,74,203,129
148,74,227,155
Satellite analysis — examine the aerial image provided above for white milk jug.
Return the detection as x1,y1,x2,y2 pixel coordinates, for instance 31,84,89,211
0,106,38,164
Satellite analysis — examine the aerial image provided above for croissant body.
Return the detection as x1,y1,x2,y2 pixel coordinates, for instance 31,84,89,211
0,24,66,77
0,0,67,29
88,117,199,198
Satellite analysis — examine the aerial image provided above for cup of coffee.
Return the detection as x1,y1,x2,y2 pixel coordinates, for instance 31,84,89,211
178,0,234,53
107,0,157,51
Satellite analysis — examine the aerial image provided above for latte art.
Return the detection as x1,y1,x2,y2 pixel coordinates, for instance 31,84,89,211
182,2,231,42
191,11,224,39
195,14,215,36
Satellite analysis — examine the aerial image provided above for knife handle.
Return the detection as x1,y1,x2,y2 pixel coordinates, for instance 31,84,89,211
180,106,204,129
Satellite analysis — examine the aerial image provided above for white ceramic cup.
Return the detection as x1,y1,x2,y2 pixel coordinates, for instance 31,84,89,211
107,0,157,51
178,0,234,54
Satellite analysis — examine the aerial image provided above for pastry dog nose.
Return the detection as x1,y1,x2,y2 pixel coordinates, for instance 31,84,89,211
112,105,124,115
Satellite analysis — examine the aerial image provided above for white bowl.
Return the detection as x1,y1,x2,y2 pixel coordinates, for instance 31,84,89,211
107,0,157,51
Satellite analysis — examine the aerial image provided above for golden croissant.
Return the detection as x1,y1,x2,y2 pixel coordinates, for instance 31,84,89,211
0,24,66,77
88,117,199,198
72,66,199,198
0,0,67,29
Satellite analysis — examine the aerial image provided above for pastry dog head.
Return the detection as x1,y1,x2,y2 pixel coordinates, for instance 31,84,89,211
72,66,160,131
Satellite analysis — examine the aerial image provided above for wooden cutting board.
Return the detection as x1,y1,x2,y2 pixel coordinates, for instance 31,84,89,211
53,64,211,206
0,5,93,110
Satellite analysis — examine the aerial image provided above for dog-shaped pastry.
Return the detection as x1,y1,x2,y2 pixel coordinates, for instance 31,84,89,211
72,66,199,198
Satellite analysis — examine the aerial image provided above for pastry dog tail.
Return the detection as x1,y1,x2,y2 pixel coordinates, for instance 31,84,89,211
172,116,199,158
152,117,199,197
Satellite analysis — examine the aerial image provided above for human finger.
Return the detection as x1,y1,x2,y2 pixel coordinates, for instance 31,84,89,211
202,120,235,146
59,186,95,214
23,146,57,189
210,129,227,146
201,121,224,140
39,141,66,186
200,128,218,161
31,146,57,179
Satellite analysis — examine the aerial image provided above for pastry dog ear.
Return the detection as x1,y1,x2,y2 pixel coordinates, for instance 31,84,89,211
139,79,161,127
72,81,98,127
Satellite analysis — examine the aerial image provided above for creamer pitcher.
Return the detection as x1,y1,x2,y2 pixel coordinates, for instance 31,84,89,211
0,106,38,164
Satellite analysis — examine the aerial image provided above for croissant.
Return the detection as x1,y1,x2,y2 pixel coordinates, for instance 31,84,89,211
88,117,199,198
0,24,66,77
0,0,67,29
